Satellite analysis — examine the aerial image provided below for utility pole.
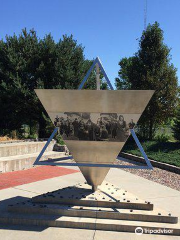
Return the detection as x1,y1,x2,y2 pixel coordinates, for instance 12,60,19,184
144,0,147,30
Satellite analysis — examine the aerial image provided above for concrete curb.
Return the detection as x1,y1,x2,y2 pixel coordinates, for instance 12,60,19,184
119,152,180,175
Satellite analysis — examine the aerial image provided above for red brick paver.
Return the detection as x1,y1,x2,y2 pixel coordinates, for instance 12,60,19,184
0,166,79,190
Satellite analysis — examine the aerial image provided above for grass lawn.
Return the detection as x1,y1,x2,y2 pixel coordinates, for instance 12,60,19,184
122,140,180,167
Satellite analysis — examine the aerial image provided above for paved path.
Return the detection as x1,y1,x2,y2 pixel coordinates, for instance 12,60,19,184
0,166,79,190
0,167,180,240
107,169,180,218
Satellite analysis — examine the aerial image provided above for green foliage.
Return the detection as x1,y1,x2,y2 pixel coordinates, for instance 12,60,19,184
116,22,178,139
0,29,106,137
123,140,180,167
172,106,180,141
154,133,171,143
55,134,64,145
41,112,54,138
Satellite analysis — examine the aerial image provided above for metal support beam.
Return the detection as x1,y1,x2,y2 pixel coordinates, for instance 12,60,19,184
33,127,58,165
78,57,114,90
96,57,114,90
34,161,150,169
96,63,100,90
130,129,153,169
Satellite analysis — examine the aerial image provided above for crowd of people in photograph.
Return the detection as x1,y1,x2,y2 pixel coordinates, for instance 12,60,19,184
54,113,136,142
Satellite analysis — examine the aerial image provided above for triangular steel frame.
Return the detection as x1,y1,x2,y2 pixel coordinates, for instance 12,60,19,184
78,57,114,90
34,57,153,170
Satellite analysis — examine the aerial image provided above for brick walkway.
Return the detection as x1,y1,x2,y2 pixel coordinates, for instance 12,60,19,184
0,166,79,190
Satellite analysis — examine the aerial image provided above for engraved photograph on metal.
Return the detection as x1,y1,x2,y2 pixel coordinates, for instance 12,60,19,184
53,112,138,142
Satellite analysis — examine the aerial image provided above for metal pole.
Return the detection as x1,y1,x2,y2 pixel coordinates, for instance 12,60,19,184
34,127,59,165
96,63,100,90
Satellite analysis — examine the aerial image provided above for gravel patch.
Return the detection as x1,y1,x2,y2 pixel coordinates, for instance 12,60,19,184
116,158,180,192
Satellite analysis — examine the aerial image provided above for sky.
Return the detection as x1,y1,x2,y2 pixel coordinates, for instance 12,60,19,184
1,0,180,87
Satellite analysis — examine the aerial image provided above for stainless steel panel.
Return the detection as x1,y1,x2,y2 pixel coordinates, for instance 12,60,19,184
65,141,124,188
65,141,123,164
35,90,154,114
35,89,154,191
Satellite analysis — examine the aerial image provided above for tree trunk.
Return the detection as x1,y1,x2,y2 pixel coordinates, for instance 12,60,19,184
149,118,153,140
38,114,46,138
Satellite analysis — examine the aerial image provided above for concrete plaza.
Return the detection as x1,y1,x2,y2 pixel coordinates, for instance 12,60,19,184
0,167,180,240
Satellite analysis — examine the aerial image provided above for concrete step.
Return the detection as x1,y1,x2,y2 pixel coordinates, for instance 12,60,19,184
1,181,179,236
0,151,66,173
32,196,153,210
0,211,179,236
32,182,154,211
0,141,55,157
8,202,178,224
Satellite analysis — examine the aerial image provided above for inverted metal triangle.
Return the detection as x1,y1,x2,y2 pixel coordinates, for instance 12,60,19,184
33,57,154,191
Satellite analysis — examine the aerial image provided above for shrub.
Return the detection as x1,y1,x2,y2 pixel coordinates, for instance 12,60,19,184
155,133,170,143
55,134,64,145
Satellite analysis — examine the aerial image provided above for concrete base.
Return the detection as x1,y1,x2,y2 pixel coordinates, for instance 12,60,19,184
0,168,180,239
0,181,179,236
32,182,154,210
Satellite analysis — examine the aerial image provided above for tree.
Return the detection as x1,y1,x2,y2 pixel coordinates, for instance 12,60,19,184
173,87,180,141
116,22,178,139
0,29,107,138
173,106,180,141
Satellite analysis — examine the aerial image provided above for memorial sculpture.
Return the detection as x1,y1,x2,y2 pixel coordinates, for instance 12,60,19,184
34,57,154,191
1,58,179,236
